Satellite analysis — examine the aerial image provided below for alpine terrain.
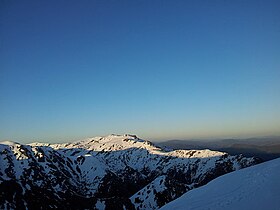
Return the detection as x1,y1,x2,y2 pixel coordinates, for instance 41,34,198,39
0,134,260,209
160,157,280,210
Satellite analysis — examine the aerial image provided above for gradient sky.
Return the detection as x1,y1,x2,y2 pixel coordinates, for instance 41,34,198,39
1,0,280,143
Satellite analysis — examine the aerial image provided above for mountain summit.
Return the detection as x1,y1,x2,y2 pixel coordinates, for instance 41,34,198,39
0,134,260,209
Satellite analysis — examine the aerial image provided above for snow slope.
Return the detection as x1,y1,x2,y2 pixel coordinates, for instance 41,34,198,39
0,134,260,209
160,157,280,210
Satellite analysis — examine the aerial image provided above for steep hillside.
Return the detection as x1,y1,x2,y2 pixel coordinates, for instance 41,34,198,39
0,134,260,209
160,157,280,210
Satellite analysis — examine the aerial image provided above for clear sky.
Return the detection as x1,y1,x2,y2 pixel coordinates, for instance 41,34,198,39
1,0,280,143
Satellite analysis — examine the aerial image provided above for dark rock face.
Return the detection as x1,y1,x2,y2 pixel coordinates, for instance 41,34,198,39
0,136,261,210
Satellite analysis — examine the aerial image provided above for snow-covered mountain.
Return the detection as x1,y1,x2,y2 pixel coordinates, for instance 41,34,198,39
160,157,280,210
0,134,260,209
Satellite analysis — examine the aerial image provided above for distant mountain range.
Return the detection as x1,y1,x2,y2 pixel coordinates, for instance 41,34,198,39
157,136,280,161
0,134,260,209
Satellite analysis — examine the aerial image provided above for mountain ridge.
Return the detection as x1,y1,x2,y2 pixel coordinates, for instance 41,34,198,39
160,157,280,210
0,134,261,209
157,136,280,161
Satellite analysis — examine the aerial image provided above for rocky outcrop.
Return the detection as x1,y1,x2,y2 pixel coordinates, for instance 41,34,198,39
0,135,261,209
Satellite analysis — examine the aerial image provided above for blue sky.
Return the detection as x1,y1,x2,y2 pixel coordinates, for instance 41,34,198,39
1,0,280,143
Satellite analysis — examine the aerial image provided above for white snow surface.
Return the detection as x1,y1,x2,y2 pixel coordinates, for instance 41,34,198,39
0,134,262,210
160,157,280,210
130,175,167,209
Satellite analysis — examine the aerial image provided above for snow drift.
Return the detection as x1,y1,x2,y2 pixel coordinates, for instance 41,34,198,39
161,157,280,210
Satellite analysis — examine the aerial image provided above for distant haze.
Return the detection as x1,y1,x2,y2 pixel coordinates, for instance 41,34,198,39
1,1,280,144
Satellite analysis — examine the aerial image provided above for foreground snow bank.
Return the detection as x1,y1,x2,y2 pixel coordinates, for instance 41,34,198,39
161,158,280,210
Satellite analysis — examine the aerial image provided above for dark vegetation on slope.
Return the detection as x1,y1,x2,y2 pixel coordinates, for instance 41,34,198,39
0,139,261,210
